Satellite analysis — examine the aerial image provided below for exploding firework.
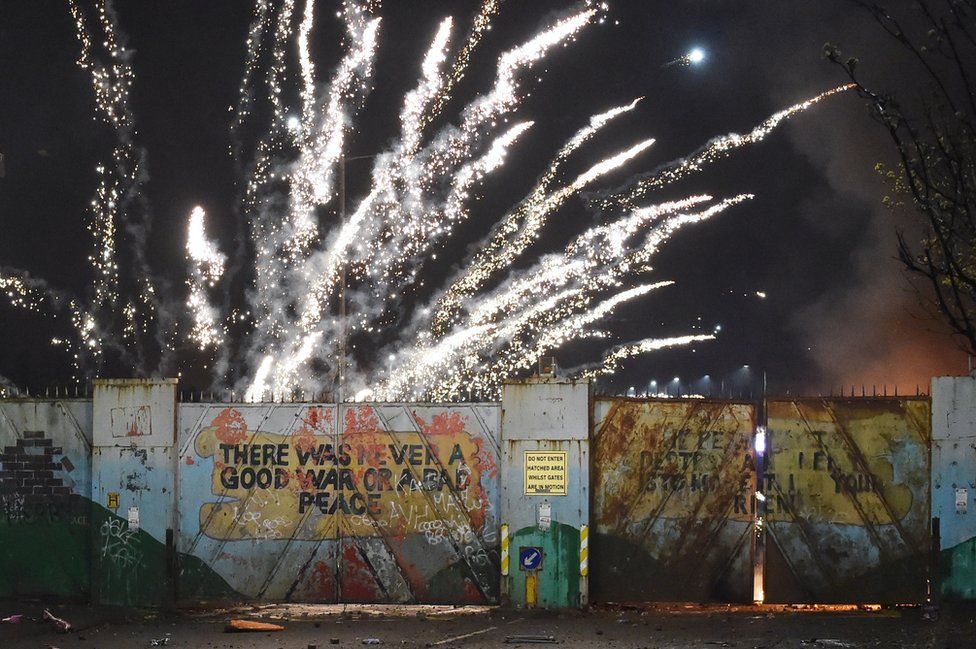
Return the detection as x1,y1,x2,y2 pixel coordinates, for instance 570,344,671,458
0,0,852,402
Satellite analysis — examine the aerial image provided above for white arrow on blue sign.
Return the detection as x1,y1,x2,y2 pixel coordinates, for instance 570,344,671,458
519,547,542,571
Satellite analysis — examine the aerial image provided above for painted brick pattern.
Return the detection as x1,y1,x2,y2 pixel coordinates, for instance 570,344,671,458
0,430,72,504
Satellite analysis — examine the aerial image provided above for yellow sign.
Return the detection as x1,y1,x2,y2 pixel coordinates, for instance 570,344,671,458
107,492,120,509
524,451,567,496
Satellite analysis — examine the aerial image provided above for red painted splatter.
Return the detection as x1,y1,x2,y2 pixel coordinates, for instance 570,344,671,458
293,406,333,453
184,455,195,466
310,560,337,602
293,433,316,454
339,543,385,603
461,578,485,604
212,407,248,444
344,406,379,437
472,437,498,479
293,469,315,490
411,411,467,437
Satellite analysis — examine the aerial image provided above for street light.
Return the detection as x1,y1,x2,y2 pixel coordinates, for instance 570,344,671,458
337,153,379,403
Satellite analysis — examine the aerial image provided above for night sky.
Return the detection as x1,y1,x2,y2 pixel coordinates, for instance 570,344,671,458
0,0,967,397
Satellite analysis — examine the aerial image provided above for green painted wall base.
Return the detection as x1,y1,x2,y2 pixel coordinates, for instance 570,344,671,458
92,504,240,607
508,521,580,609
0,495,90,600
941,537,976,601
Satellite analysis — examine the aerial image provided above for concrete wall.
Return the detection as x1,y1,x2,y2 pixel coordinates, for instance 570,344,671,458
1,376,971,607
0,398,93,599
932,376,976,600
500,378,590,609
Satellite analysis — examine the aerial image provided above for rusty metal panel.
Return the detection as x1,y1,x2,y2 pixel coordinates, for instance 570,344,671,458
177,402,501,604
591,397,756,603
764,397,931,604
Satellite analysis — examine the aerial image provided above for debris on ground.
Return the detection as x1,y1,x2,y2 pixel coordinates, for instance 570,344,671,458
362,639,383,645
1,614,25,624
149,634,171,646
224,619,286,632
800,640,853,648
43,609,72,633
504,635,557,644
330,639,340,645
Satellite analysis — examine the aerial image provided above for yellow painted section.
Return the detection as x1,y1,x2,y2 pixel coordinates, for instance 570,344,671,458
593,400,756,526
526,571,538,608
192,407,494,540
765,399,930,525
580,524,589,577
501,524,510,576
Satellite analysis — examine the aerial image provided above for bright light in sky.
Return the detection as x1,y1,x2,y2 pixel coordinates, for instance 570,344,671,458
687,47,705,64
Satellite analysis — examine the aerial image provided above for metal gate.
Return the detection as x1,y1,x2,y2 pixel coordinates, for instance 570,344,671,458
177,402,500,604
591,397,756,602
764,397,931,603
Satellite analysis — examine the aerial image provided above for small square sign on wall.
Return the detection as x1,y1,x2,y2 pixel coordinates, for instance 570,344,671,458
956,487,969,515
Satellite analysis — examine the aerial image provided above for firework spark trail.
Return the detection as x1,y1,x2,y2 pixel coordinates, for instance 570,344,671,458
461,282,678,399
268,0,296,129
319,4,599,298
422,0,502,128
0,271,68,314
240,0,299,220
0,1,854,401
429,103,648,335
421,121,534,250
292,7,597,342
240,2,379,384
244,354,275,403
232,0,273,143
602,84,856,210
452,9,596,163
186,207,227,350
403,17,454,155
458,196,718,327
65,0,165,374
370,195,750,401
298,0,317,127
577,334,717,379
287,9,380,252
293,8,380,210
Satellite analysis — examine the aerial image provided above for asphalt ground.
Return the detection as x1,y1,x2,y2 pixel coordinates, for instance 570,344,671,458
2,602,975,649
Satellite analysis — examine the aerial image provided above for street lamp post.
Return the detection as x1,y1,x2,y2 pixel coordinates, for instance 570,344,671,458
337,153,378,404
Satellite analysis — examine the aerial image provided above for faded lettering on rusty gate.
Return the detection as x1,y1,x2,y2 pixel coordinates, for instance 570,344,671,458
592,398,756,602
763,397,930,604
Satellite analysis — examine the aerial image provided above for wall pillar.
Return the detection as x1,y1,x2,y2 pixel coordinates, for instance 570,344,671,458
91,379,178,607
932,376,976,601
500,378,590,609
